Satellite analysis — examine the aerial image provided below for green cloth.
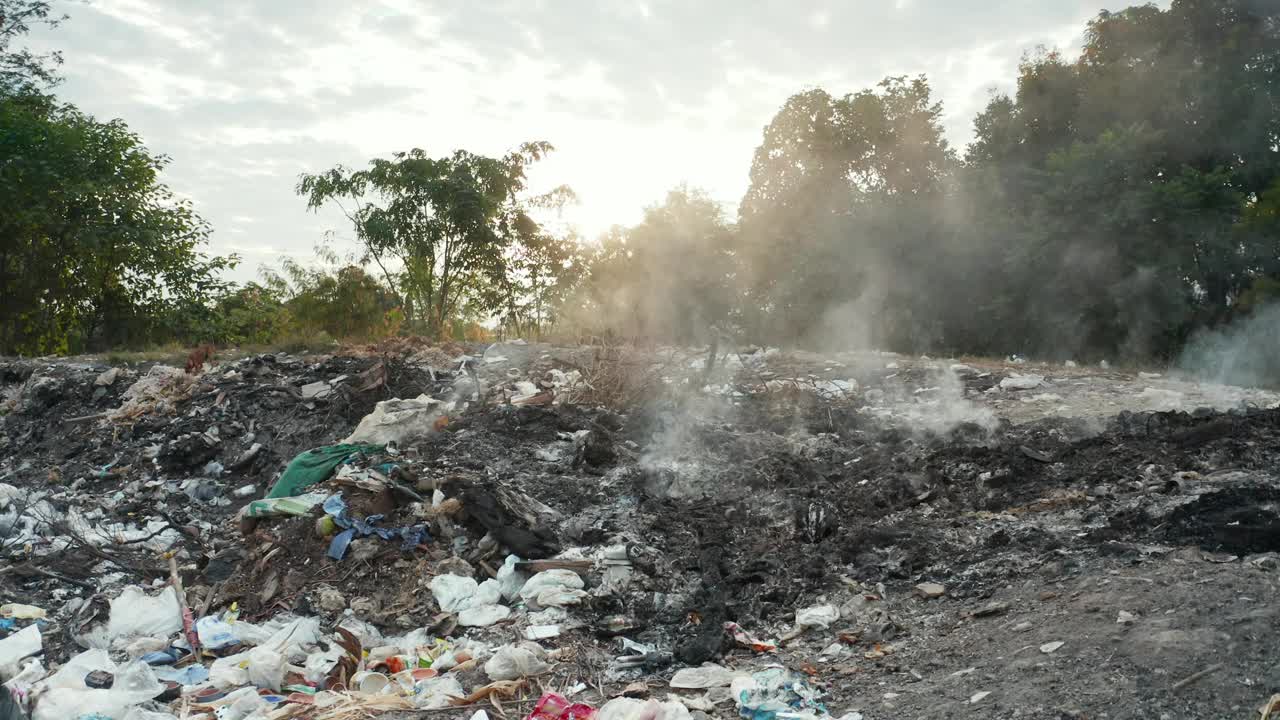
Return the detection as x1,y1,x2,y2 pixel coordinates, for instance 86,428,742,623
265,443,383,498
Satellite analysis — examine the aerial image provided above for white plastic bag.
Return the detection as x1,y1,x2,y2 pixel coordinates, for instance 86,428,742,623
518,570,584,600
483,644,550,681
218,686,268,720
0,625,41,675
597,697,693,720
495,555,528,601
245,646,285,690
411,675,465,709
669,663,736,689
343,396,444,444
458,604,510,627
430,574,478,612
195,616,239,650
106,586,182,647
32,651,162,720
520,569,586,608
796,604,840,629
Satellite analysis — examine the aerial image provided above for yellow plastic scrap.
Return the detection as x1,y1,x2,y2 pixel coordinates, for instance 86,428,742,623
0,603,46,620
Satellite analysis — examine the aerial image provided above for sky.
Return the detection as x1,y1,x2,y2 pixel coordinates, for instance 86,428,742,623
31,0,1134,283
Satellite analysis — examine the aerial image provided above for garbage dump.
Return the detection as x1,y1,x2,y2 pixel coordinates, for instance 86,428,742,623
1,341,1279,718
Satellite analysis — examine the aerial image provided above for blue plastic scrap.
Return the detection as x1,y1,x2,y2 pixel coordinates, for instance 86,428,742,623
736,668,828,720
153,664,211,687
323,493,429,561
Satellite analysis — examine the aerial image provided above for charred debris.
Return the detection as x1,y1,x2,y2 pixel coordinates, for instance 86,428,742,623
0,341,1278,719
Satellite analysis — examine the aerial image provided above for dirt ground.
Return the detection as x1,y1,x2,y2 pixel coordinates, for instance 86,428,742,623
2,342,1278,719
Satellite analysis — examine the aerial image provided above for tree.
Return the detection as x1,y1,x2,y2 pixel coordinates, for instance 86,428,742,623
1,0,66,93
962,0,1280,360
0,91,234,354
580,186,736,343
262,248,397,340
298,143,557,337
737,76,954,347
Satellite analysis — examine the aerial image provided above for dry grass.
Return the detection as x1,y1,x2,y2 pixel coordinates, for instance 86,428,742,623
558,342,675,409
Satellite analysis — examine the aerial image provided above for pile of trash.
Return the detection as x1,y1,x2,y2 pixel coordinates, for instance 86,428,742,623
2,342,1280,718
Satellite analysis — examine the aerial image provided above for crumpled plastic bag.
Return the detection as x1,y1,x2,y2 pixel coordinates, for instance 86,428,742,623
597,697,692,720
0,626,41,678
411,675,465,709
483,643,551,681
430,575,478,613
103,587,182,649
430,575,506,625
458,604,510,627
209,617,321,690
214,686,268,720
31,649,162,720
518,570,586,609
495,555,528,601
245,646,285,690
795,604,840,629
343,396,446,445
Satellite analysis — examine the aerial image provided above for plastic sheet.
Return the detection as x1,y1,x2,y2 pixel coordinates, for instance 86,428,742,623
484,644,551,681
104,587,182,649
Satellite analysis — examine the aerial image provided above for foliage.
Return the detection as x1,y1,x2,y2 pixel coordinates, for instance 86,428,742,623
297,143,565,337
0,90,235,354
579,186,737,343
262,249,399,341
0,0,66,93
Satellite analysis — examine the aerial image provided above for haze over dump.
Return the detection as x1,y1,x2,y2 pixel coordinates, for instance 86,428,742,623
569,1,1280,380
4,0,1279,385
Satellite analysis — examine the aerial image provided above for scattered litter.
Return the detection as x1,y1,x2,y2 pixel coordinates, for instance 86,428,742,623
1000,374,1044,391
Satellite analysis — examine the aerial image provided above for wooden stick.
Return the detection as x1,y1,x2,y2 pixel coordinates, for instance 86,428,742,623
62,412,108,424
516,559,592,574
1172,663,1223,691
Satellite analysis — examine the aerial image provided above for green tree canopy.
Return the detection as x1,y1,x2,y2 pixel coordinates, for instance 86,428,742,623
298,142,561,337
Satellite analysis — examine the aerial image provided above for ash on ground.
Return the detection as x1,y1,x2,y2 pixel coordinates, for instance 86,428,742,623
1,341,1278,720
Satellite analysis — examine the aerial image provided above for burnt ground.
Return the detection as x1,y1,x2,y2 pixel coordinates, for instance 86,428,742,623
1,344,1278,719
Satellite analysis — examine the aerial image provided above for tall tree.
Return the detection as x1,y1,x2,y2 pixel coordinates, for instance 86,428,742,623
298,143,555,336
1,91,232,354
737,76,953,347
583,186,736,343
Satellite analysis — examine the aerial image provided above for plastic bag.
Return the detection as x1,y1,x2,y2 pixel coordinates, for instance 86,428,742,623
410,675,465,709
526,692,597,720
195,616,239,651
258,617,321,660
430,575,478,613
458,604,510,627
0,626,40,676
31,650,162,720
795,604,840,629
669,663,736,689
732,667,826,720
519,570,584,600
343,397,444,445
105,587,182,647
496,555,528,601
596,698,692,720
245,647,285,690
217,687,267,720
484,644,551,681
3,658,41,714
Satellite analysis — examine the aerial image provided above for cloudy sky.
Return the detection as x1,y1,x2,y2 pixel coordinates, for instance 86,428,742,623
32,0,1139,282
